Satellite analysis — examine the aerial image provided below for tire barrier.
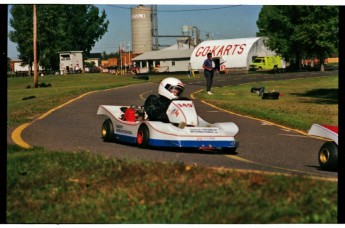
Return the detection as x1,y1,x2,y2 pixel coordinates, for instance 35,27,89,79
261,92,280,100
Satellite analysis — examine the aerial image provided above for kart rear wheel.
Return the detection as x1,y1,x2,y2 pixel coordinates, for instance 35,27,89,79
102,119,114,142
318,141,338,171
137,124,150,148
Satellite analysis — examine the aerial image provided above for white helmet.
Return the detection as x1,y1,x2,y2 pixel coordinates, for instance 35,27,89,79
158,77,184,100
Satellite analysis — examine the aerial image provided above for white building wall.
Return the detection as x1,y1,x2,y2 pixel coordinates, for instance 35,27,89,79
59,51,83,71
158,59,189,72
14,62,43,71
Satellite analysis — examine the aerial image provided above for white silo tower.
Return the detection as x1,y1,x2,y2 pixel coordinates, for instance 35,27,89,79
131,5,152,54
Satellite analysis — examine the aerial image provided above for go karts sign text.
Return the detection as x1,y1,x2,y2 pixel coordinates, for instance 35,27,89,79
195,44,246,57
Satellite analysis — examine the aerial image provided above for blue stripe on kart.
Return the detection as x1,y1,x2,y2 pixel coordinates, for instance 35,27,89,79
115,134,137,144
148,139,237,148
114,133,237,149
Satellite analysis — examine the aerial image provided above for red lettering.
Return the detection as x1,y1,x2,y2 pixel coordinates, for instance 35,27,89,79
202,46,210,56
211,46,219,56
238,44,246,54
232,44,239,55
178,103,193,108
224,45,232,55
175,110,179,117
195,47,204,57
217,46,224,56
196,43,247,57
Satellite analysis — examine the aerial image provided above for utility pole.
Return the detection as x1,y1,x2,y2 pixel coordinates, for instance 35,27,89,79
33,4,38,88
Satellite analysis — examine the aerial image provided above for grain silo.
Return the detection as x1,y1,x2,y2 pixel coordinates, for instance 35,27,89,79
131,5,152,54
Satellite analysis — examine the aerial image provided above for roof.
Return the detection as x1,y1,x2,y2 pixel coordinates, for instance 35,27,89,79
58,51,83,54
162,43,195,50
132,49,194,61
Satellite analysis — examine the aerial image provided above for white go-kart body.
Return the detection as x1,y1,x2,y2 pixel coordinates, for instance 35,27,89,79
97,99,239,151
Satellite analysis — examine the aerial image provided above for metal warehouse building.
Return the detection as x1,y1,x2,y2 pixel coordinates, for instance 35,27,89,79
190,37,277,71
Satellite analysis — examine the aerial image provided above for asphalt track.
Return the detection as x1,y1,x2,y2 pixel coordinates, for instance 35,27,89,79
9,70,338,180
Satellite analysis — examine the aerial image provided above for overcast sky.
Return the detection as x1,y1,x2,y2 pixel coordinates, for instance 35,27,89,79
7,4,263,59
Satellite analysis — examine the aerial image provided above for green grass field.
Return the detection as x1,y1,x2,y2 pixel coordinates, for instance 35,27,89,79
7,73,338,223
196,76,338,131
7,144,337,223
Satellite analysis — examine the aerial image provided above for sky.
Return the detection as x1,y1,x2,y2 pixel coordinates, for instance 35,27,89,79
7,4,262,59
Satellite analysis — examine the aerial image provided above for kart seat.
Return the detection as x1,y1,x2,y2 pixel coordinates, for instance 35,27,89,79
123,107,136,122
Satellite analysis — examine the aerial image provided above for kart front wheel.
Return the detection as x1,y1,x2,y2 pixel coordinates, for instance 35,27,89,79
318,141,338,171
101,119,114,142
137,124,150,148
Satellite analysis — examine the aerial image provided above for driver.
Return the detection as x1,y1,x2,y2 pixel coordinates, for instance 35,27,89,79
144,77,184,122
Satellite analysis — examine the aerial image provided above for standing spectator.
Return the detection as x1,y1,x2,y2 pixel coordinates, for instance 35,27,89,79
188,62,192,78
75,63,80,73
202,52,215,95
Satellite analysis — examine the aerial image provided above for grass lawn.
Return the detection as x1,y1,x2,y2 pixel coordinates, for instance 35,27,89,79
7,144,337,223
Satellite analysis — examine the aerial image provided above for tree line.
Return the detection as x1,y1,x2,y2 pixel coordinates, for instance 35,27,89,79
256,6,338,71
9,5,338,72
9,5,109,71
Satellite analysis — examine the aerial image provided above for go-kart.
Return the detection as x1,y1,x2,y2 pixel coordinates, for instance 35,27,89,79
97,99,239,152
308,124,338,171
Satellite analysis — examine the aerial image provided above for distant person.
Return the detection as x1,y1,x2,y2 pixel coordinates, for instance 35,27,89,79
202,52,215,95
75,64,80,73
188,62,192,78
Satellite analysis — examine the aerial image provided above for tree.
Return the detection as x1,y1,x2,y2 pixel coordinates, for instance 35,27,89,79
9,5,109,71
256,6,338,71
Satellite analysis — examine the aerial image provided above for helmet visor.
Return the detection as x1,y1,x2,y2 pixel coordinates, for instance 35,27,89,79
167,85,183,97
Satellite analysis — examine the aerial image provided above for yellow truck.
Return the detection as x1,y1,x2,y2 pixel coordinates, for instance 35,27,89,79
249,56,284,72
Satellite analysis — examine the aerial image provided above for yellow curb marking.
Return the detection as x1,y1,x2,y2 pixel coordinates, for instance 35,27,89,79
11,85,134,149
139,90,153,101
11,123,32,149
226,154,323,177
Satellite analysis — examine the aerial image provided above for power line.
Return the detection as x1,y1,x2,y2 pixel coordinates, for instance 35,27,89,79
105,4,242,13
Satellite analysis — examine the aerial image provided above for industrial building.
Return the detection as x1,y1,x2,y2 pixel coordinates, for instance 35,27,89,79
129,6,281,73
129,5,198,73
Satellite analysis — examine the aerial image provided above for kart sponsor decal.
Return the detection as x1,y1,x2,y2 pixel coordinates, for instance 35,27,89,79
177,103,193,108
116,124,133,135
189,128,219,134
170,108,180,117
116,128,133,135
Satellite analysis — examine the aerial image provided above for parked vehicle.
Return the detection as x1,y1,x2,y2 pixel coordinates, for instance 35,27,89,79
249,56,285,72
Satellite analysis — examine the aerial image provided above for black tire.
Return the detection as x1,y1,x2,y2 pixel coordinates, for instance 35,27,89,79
318,141,338,171
101,119,114,142
262,92,280,100
137,124,150,148
273,66,278,74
